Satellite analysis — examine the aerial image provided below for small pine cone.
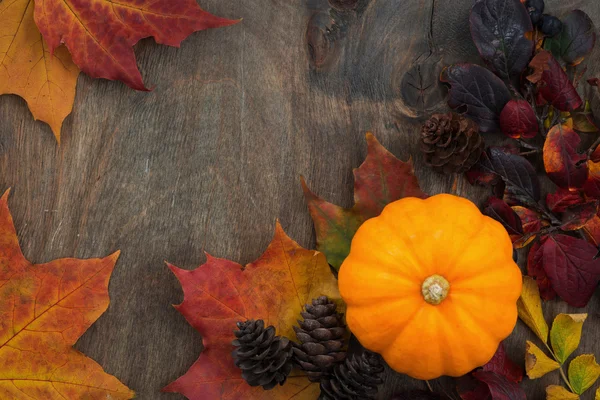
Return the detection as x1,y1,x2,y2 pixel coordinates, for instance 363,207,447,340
319,350,384,400
232,319,294,390
421,112,484,174
293,296,346,382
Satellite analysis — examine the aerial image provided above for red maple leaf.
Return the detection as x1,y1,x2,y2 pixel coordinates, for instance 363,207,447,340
34,0,239,90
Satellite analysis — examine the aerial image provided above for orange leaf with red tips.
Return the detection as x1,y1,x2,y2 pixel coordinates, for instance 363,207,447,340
0,190,134,399
543,125,588,190
584,161,600,199
34,0,239,90
560,201,599,231
163,222,341,400
582,215,600,246
528,51,582,111
302,133,426,270
512,206,547,248
0,0,80,142
546,188,584,213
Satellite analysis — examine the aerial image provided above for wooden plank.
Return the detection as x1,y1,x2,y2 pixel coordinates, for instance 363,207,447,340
1,0,599,398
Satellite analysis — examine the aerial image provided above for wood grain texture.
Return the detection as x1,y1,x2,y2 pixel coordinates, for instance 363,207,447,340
1,0,600,398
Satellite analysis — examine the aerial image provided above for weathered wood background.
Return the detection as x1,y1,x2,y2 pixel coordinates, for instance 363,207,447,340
1,0,600,398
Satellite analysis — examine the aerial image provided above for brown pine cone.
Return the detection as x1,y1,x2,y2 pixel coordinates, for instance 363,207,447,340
319,350,384,400
232,320,294,390
421,112,484,174
293,296,347,381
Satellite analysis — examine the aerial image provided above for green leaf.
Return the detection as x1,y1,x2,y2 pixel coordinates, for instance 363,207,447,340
546,385,580,400
550,314,587,364
544,10,596,65
568,354,600,395
526,341,560,379
518,276,549,343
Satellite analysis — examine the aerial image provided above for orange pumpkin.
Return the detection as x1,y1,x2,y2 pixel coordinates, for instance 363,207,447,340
338,194,522,379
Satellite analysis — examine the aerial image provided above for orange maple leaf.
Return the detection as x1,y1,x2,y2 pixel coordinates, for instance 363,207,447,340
163,222,342,400
0,190,134,399
34,0,239,91
0,0,80,142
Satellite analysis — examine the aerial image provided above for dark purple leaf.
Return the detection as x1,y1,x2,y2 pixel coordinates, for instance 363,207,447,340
441,64,512,132
470,147,541,204
470,0,534,83
542,234,600,307
544,10,596,65
483,197,524,242
482,343,524,383
472,371,526,400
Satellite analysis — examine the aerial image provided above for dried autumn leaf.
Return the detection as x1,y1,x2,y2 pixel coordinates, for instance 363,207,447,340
547,188,584,213
0,0,79,142
471,371,526,400
34,0,238,90
0,190,134,399
529,51,583,111
499,99,538,139
543,125,588,190
541,235,600,308
550,314,587,365
482,343,523,383
568,355,600,395
517,276,549,343
583,161,600,199
483,197,524,243
440,64,511,132
544,10,596,66
527,238,556,301
163,222,341,399
546,385,580,400
525,341,560,379
470,0,534,83
560,201,599,231
302,133,426,270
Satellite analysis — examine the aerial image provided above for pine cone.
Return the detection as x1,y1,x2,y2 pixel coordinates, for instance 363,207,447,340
293,296,346,381
232,319,294,390
421,112,483,174
319,350,384,400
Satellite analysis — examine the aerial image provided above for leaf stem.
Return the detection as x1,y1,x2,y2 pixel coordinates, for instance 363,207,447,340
587,135,600,158
542,341,576,393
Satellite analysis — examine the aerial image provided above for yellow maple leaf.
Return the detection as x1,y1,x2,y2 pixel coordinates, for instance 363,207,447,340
526,341,560,379
0,0,79,142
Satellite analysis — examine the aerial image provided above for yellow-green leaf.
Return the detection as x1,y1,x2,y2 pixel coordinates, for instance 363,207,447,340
546,385,579,400
518,276,549,343
551,314,587,364
526,341,560,379
568,354,600,395
595,387,599,400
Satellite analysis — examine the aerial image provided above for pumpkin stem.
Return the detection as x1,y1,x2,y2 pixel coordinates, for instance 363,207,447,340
421,275,450,305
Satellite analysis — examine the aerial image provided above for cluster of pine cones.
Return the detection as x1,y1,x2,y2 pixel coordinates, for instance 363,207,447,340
232,296,384,399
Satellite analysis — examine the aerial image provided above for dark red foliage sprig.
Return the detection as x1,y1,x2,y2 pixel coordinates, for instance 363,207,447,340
441,0,600,309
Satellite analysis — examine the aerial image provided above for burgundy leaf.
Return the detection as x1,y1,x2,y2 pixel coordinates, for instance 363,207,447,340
470,0,534,83
472,371,526,400
482,343,523,383
512,206,544,235
457,375,491,400
527,237,557,300
543,125,588,190
561,201,599,231
441,64,511,132
544,10,596,66
529,51,582,111
483,197,524,242
546,188,584,213
542,234,600,307
499,100,538,139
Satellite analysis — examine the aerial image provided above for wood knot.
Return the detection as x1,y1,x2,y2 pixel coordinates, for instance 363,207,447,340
306,12,339,69
394,59,447,120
